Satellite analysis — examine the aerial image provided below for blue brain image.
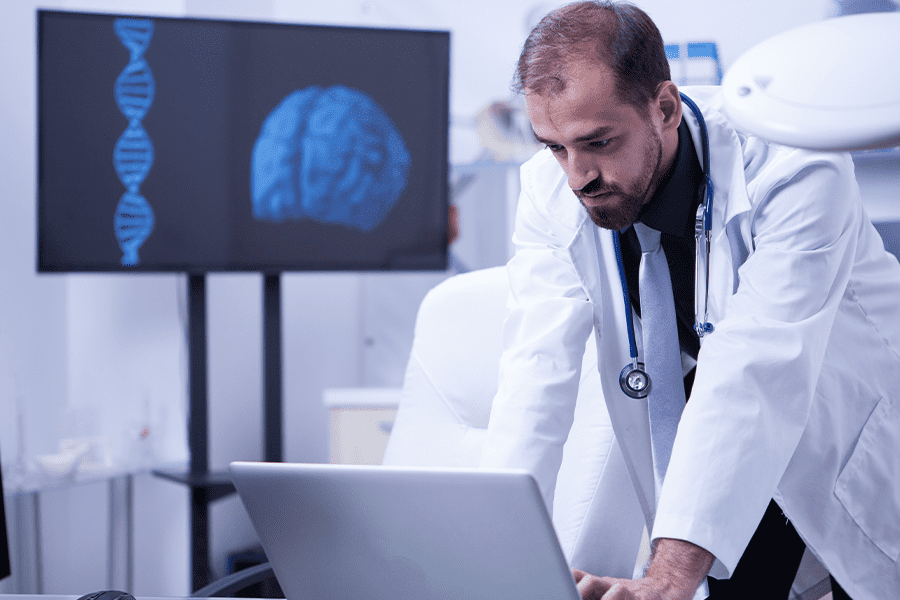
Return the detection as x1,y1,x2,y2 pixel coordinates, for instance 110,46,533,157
251,85,411,231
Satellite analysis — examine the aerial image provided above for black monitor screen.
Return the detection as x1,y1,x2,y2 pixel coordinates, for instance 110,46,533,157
38,10,449,272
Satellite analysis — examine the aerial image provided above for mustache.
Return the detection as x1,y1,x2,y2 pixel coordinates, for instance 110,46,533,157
573,178,620,197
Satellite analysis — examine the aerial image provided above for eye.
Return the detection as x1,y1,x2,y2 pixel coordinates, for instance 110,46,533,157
545,144,565,154
590,138,612,149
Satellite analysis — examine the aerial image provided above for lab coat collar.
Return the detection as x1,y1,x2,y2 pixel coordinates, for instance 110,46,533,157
678,87,752,235
679,87,755,323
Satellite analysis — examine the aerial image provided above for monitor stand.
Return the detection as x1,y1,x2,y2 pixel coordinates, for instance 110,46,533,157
154,272,283,591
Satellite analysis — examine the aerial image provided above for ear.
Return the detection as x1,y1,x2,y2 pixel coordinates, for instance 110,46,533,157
654,80,682,132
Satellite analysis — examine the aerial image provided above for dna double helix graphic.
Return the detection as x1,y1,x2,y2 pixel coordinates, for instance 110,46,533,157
113,18,155,266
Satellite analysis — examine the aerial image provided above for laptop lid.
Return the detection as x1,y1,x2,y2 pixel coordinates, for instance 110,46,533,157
229,461,581,600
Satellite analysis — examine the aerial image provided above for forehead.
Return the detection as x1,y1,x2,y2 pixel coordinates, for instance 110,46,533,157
525,57,635,140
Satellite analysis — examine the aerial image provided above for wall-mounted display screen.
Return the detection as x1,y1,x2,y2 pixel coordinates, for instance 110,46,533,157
38,10,449,272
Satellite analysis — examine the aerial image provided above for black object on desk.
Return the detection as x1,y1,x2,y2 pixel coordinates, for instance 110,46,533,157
76,591,135,600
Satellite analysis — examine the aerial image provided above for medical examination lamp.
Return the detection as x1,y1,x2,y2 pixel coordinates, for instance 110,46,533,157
722,12,900,151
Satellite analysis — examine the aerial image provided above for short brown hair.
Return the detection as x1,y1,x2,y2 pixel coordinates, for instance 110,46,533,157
514,1,670,109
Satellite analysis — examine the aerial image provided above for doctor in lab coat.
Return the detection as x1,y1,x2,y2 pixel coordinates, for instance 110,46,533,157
479,3,900,599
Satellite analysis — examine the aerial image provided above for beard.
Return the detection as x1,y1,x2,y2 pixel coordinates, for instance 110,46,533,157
576,128,663,231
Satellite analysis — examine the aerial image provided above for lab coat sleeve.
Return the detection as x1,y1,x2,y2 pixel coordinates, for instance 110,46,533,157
652,150,861,578
479,157,594,513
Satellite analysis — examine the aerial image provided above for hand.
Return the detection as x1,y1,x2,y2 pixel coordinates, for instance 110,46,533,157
573,571,652,600
572,538,715,600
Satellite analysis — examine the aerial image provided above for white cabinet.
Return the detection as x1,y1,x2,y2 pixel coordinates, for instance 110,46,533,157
323,388,401,465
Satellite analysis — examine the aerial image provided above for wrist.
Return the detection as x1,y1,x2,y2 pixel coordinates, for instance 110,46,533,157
642,537,714,600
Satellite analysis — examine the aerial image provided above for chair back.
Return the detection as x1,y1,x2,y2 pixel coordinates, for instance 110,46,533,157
383,267,645,578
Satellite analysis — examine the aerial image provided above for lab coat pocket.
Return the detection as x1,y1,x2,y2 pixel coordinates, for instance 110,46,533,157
834,396,900,561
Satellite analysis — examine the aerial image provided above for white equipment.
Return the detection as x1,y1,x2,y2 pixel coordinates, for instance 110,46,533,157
722,12,900,151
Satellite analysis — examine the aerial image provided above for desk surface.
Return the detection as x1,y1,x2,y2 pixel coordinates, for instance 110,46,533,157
1,595,267,600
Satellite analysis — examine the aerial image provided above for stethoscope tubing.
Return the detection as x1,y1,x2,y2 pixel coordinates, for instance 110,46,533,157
615,92,714,398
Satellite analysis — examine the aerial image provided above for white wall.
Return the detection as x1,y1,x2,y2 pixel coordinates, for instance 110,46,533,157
0,0,72,473
1,0,191,596
2,0,897,596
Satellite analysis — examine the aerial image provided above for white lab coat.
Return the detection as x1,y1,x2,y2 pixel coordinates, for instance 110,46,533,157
480,86,900,598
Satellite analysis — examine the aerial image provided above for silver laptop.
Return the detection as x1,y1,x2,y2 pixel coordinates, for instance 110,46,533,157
229,461,581,600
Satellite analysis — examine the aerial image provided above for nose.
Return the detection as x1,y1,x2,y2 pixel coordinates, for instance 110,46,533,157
566,151,600,192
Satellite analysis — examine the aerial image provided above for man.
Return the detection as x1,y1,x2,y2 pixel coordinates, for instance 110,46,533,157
479,2,900,599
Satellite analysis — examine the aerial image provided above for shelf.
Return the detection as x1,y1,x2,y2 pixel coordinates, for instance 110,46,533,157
152,468,236,503
7,465,145,495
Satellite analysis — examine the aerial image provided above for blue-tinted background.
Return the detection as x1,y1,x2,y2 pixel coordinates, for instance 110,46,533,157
38,10,449,272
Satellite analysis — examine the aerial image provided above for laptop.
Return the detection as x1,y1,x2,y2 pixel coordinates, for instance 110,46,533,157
229,461,582,600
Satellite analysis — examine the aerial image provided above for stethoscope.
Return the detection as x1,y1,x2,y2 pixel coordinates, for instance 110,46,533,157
617,93,715,399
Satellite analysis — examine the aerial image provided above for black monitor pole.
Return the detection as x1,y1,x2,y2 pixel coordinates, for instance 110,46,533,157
263,273,283,464
187,273,213,592
155,272,283,591
188,274,208,475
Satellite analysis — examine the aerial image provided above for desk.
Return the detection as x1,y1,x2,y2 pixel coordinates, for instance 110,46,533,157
0,590,258,600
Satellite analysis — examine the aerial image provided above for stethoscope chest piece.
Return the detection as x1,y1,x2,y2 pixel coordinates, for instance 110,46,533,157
620,362,651,399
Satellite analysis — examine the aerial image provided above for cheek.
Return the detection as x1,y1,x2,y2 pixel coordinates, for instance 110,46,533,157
595,155,633,187
618,141,656,184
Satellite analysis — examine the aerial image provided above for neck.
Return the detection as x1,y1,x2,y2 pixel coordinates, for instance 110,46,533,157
656,120,681,185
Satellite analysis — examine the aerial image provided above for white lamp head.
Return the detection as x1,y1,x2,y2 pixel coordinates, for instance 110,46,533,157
722,12,900,151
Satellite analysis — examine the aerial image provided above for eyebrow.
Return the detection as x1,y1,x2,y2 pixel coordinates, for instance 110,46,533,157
532,126,615,146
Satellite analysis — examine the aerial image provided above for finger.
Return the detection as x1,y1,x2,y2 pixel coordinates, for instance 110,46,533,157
576,573,594,599
599,580,637,600
576,573,615,599
572,569,587,583
601,583,622,599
